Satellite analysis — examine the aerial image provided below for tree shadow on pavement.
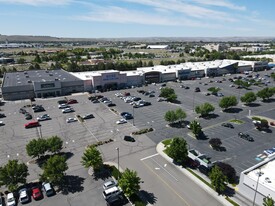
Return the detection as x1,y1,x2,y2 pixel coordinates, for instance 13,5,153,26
61,175,85,195
202,113,219,120
139,190,157,205
223,186,235,197
223,108,243,113
247,103,261,107
93,166,112,181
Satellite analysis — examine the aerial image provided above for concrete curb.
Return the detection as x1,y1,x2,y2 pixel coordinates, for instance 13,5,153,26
156,142,232,206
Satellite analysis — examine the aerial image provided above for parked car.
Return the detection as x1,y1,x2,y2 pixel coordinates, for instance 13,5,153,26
25,113,32,120
82,114,94,119
37,114,51,121
0,121,4,126
25,121,40,129
103,180,117,190
92,100,100,103
33,107,45,113
58,103,69,109
19,108,27,114
57,99,67,104
205,93,211,96
195,87,200,92
123,114,133,120
238,132,254,141
124,135,135,142
19,188,30,204
66,117,77,123
102,186,122,200
62,108,74,113
67,99,78,104
32,186,43,200
221,123,234,128
0,113,6,118
184,86,190,89
6,193,16,206
217,93,224,97
42,182,55,197
116,119,127,124
107,103,116,107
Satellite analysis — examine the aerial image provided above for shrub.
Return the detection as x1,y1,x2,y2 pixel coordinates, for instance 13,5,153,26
252,116,261,121
110,165,121,180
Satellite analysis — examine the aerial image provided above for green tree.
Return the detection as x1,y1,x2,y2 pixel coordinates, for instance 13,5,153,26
175,108,187,123
219,96,238,111
207,87,221,95
166,93,177,102
209,165,227,194
263,196,275,206
40,155,68,185
118,168,141,197
47,136,63,153
257,87,274,101
81,146,103,171
0,160,29,191
195,102,215,117
160,87,174,98
166,137,188,164
190,120,202,138
240,92,257,105
17,58,26,64
26,138,48,159
164,110,177,125
34,54,42,63
271,73,275,81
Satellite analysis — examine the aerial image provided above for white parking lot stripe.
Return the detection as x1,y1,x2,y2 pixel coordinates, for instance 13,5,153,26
140,153,159,161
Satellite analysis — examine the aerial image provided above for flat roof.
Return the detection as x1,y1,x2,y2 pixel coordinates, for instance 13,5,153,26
3,69,81,87
247,159,275,192
70,70,121,80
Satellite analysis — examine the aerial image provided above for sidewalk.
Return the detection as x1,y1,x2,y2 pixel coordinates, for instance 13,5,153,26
156,143,241,206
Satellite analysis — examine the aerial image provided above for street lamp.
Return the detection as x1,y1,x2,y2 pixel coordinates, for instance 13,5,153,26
116,147,120,180
132,106,135,126
252,168,261,206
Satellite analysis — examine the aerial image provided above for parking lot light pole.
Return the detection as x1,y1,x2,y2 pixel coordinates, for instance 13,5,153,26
192,91,195,112
132,106,135,126
116,147,120,180
252,168,261,206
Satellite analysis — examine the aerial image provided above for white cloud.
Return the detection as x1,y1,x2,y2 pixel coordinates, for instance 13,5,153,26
75,6,220,29
190,0,246,11
122,0,237,22
0,0,72,6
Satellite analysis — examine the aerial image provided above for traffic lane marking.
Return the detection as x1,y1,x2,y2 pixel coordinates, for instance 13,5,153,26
140,153,159,161
141,159,191,206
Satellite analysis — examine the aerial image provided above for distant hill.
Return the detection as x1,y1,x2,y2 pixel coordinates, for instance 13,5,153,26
0,34,274,43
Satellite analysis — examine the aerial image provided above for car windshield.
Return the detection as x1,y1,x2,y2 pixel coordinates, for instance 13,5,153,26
8,197,14,202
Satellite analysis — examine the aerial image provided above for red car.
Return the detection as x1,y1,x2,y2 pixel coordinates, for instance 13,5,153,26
67,99,78,104
32,186,43,200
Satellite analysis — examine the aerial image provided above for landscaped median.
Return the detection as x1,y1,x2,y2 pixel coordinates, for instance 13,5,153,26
159,138,240,206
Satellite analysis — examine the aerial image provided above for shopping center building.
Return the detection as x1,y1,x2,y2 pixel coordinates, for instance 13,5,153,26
1,59,269,100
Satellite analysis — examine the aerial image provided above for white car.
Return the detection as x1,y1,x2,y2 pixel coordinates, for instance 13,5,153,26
6,193,16,206
58,103,69,109
103,180,117,190
116,119,127,124
19,188,30,204
62,108,74,113
37,114,51,121
66,117,77,123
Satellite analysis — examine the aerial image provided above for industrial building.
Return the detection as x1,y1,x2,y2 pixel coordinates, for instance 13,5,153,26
1,60,269,100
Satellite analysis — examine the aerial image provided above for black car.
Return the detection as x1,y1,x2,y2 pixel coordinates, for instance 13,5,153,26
0,113,6,118
107,103,116,107
221,123,234,128
25,113,32,120
143,102,151,106
238,132,254,141
19,108,27,114
124,135,135,142
195,87,200,92
123,114,133,120
33,107,45,112
57,99,67,104
120,112,130,117
92,100,100,103
82,114,94,119
185,86,190,89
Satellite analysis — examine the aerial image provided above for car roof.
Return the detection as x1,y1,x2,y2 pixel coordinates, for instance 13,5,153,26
104,180,116,187
19,190,27,197
7,193,14,198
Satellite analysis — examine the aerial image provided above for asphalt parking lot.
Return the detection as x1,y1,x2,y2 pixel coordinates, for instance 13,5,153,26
0,70,274,205
102,70,275,175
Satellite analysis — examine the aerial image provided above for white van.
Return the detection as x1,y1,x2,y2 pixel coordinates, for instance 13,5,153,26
102,186,122,200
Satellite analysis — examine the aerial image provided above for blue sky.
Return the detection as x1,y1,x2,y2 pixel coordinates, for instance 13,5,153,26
0,0,275,38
